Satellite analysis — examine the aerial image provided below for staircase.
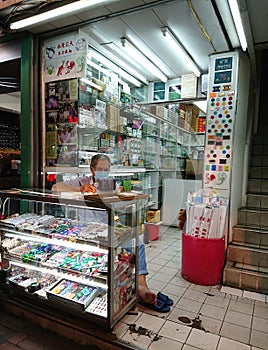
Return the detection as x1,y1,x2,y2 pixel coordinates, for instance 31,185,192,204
223,50,268,294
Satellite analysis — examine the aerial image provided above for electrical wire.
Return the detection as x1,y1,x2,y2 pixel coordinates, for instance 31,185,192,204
187,0,217,53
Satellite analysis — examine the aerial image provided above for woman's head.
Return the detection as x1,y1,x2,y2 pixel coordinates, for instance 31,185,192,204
90,154,111,180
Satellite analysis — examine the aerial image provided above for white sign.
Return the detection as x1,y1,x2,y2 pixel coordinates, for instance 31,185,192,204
44,34,87,82
181,73,197,99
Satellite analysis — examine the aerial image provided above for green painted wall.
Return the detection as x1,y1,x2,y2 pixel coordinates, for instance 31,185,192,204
20,33,32,189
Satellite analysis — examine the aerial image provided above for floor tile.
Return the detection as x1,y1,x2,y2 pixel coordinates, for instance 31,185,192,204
162,283,187,298
121,310,142,325
165,260,180,269
148,336,183,349
204,294,231,309
175,297,203,314
150,256,170,265
228,299,254,314
233,295,257,305
250,329,268,350
193,284,213,293
112,322,129,340
220,286,243,297
150,271,174,283
169,275,192,288
147,278,169,292
254,303,268,320
217,337,251,350
183,289,207,303
121,329,152,349
147,261,162,272
220,322,250,344
199,304,226,321
252,315,268,332
159,320,191,343
243,291,266,302
182,345,203,350
186,328,220,350
158,265,178,277
224,310,252,328
134,313,166,333
167,306,197,325
138,304,171,318
197,315,222,334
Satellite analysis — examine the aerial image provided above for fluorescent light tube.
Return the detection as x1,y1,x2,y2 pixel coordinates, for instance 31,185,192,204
97,44,149,85
87,31,149,84
126,33,171,77
121,37,168,82
10,0,116,30
89,50,142,87
227,0,247,51
161,27,201,77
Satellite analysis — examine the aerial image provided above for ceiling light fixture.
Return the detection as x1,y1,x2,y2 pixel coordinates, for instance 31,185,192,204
89,49,143,87
10,0,116,30
121,37,168,82
227,0,247,51
126,33,171,77
161,27,201,77
87,29,149,84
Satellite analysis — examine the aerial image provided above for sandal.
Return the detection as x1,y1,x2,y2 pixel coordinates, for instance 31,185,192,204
139,298,170,313
157,292,174,306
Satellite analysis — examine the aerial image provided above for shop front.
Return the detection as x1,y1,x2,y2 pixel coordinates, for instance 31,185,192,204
0,1,254,347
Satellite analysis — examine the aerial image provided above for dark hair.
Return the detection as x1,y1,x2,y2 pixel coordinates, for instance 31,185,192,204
90,154,111,168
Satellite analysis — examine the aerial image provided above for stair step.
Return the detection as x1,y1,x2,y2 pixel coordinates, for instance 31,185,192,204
233,226,268,247
250,156,268,167
251,144,268,156
247,178,268,194
227,244,268,267
246,193,268,209
249,166,268,180
238,208,268,229
252,135,268,145
223,262,268,294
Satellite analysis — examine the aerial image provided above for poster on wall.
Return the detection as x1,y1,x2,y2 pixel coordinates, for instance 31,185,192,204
181,73,197,99
44,34,87,82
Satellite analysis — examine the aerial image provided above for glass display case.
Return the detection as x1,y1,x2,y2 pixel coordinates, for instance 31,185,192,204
43,48,206,216
0,189,146,328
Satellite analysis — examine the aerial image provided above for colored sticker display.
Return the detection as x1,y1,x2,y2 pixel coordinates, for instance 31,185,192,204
204,54,237,190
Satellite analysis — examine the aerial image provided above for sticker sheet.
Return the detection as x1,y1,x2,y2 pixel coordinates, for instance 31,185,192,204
204,54,238,191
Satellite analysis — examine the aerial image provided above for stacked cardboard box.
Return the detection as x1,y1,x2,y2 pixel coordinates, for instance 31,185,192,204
117,115,124,133
106,104,119,132
147,105,166,119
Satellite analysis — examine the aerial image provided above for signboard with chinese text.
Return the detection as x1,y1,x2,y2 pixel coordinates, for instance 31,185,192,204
44,34,87,82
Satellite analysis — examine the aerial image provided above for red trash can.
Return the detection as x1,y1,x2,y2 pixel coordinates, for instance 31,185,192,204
181,232,225,285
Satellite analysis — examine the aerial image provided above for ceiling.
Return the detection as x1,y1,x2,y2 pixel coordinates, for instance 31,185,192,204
0,0,268,112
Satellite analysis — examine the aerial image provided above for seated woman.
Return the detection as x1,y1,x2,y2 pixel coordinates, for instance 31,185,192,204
53,154,171,310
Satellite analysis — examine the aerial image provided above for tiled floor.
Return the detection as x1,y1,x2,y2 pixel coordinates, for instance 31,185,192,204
0,307,100,350
113,226,268,350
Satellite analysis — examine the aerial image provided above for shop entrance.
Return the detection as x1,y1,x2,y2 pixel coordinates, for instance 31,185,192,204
0,57,21,189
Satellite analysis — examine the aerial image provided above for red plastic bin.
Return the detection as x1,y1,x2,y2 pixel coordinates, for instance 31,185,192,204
181,232,225,286
144,222,160,243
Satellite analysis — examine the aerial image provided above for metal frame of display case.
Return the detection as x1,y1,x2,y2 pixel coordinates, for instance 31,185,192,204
0,189,146,328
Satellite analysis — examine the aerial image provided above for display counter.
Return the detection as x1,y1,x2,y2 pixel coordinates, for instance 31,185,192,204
0,189,146,328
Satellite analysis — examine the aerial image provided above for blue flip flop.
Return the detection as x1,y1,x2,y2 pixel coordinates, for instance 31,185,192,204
157,292,174,306
140,298,170,313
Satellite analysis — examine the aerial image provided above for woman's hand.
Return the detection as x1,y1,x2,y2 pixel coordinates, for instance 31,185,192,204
80,184,96,193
